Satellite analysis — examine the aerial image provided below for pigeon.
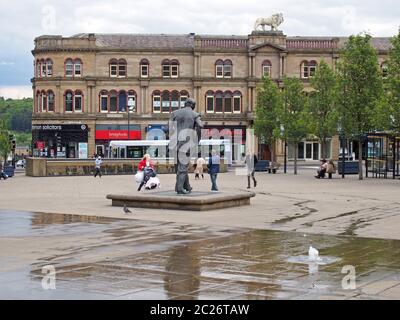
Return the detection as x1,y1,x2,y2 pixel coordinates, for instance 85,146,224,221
123,204,132,214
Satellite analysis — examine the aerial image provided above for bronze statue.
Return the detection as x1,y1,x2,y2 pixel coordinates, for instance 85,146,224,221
168,98,203,194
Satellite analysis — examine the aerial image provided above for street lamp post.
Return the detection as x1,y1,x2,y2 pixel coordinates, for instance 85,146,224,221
280,124,287,173
338,125,346,179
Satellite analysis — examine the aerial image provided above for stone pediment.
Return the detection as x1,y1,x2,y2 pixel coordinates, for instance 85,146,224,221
249,42,286,53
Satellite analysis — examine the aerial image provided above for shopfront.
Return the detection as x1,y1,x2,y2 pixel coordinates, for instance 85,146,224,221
95,124,142,158
32,124,89,158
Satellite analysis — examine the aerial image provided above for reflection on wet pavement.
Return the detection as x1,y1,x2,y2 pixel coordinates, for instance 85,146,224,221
1,210,400,299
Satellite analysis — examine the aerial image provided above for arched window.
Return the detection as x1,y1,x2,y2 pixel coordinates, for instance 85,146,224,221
128,90,136,112
140,59,149,78
36,60,41,78
224,91,233,113
65,59,74,77
109,59,118,77
118,90,127,112
180,90,189,108
223,60,232,78
118,59,127,77
109,90,118,112
46,59,53,77
41,59,46,77
205,90,242,114
301,60,317,79
262,60,272,78
161,90,171,113
206,90,214,113
74,59,82,77
381,62,388,79
215,60,224,78
41,90,47,112
152,90,161,113
100,90,108,112
215,91,223,113
74,90,83,112
65,90,73,112
47,90,55,112
162,59,179,78
171,90,180,112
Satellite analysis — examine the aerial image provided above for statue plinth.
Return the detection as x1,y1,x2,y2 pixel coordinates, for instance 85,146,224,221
251,30,284,36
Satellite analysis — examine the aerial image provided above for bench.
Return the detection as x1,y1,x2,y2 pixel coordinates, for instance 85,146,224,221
337,161,359,175
254,160,280,173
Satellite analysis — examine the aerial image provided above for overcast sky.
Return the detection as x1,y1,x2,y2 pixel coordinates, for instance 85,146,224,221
0,0,399,98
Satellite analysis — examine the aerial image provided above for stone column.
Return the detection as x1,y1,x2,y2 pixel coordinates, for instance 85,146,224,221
56,80,61,113
280,52,287,78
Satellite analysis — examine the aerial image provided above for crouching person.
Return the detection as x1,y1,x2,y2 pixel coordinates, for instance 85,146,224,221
137,154,156,191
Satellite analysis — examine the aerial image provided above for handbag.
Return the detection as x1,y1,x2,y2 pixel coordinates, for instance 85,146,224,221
134,171,144,183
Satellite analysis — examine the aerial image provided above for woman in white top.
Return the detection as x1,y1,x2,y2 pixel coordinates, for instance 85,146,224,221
194,157,206,179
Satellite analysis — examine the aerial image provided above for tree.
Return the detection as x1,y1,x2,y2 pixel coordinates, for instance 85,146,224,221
254,76,283,162
281,77,309,174
386,30,400,134
309,60,339,159
0,119,11,168
338,33,384,180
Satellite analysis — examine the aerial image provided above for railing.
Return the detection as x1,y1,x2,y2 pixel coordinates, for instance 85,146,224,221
198,38,248,49
287,39,337,50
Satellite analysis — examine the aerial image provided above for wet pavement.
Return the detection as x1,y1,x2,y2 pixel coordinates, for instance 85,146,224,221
1,210,400,299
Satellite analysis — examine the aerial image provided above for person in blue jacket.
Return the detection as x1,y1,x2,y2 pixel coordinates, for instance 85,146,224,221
208,150,220,191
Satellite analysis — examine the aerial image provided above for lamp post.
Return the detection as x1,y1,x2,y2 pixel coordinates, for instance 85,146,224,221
338,124,345,179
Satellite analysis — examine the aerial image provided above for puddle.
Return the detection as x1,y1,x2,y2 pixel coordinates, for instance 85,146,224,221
1,210,400,299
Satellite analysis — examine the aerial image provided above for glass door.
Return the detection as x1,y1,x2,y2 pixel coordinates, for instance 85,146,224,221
305,142,312,160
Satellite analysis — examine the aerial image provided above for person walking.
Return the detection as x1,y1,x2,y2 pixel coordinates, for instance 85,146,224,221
208,150,220,191
94,156,102,178
245,151,258,188
137,154,155,191
194,156,206,179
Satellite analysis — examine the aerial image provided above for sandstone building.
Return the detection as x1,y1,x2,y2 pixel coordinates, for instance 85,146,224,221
31,29,390,162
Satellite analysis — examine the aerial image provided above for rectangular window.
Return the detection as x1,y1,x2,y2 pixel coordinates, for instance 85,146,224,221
118,64,126,77
74,95,82,112
100,95,108,112
224,97,232,113
74,64,81,77
233,97,241,113
37,95,41,112
110,65,118,77
66,64,73,77
162,100,170,113
66,95,73,112
215,97,223,113
109,96,117,112
37,64,41,78
216,65,223,78
162,65,170,77
263,65,271,78
171,65,178,78
153,95,161,113
141,65,148,78
171,100,179,111
223,65,232,78
206,96,214,113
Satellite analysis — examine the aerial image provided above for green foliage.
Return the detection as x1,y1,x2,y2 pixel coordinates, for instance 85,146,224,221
254,76,283,154
0,97,33,133
281,77,309,144
338,34,384,137
309,60,339,158
0,119,11,166
386,31,400,133
337,33,384,179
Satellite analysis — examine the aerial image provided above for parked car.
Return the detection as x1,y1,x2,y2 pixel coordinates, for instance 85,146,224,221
16,159,25,168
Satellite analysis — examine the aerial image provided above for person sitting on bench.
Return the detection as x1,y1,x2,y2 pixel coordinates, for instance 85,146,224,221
315,159,328,179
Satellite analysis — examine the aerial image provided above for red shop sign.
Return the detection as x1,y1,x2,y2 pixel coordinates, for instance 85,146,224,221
36,141,45,149
95,130,142,140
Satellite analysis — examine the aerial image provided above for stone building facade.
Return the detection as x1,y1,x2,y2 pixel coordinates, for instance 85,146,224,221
31,30,391,162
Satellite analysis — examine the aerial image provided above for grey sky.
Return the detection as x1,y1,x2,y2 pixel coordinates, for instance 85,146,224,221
0,0,399,98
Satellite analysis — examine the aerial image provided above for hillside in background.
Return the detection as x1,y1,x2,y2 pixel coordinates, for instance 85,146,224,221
0,97,32,145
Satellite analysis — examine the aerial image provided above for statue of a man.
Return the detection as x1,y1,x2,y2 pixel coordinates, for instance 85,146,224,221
168,98,203,194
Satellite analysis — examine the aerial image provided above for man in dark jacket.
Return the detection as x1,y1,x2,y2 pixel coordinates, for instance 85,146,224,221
208,150,220,191
245,152,258,188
